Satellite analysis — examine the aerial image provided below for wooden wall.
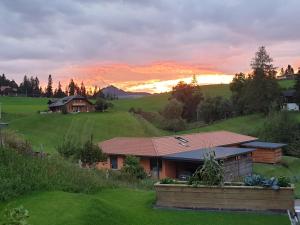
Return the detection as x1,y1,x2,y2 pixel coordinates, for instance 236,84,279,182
223,154,252,181
155,184,294,212
252,148,282,164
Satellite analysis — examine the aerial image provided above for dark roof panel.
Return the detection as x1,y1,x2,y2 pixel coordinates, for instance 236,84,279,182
241,141,286,149
162,147,255,162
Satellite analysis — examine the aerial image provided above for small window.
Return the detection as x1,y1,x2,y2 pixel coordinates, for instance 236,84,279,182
150,158,162,171
110,156,118,169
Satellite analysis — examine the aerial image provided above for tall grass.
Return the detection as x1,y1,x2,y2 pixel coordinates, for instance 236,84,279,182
0,148,154,202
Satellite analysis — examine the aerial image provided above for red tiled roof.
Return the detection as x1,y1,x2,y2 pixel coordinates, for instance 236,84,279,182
99,131,257,157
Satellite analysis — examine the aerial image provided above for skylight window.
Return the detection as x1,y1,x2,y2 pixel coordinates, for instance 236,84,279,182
174,136,189,143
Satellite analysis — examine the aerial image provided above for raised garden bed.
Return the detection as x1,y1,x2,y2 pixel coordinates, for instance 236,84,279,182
154,182,294,212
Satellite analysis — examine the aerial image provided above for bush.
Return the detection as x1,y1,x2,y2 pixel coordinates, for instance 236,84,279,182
278,176,291,187
197,96,233,123
258,111,300,156
56,136,80,160
61,105,68,114
79,137,107,166
121,155,147,179
2,206,30,225
2,130,32,154
189,151,223,186
95,98,113,112
160,177,175,184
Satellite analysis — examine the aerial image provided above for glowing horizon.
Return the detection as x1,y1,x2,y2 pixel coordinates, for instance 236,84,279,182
116,74,234,94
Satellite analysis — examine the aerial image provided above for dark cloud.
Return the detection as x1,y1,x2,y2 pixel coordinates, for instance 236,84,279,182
0,0,300,84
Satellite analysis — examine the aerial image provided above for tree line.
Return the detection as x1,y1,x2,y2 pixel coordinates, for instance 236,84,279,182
148,46,292,131
0,74,105,98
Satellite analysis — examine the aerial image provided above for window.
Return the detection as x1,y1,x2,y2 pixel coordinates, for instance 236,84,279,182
110,156,118,169
150,158,162,171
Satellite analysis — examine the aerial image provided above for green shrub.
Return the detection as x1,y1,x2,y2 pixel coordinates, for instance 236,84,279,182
121,155,147,179
189,151,223,186
79,137,106,166
2,206,30,225
56,136,80,160
2,130,32,154
61,105,68,114
160,177,175,184
258,111,300,156
278,176,291,187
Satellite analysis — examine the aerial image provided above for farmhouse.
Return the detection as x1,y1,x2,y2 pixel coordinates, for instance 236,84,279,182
48,95,95,113
99,131,285,181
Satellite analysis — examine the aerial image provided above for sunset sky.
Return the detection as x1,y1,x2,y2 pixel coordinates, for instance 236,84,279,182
1,0,300,93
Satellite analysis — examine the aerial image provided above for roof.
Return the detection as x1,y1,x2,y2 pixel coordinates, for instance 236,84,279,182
162,147,256,162
241,141,286,149
48,95,92,108
282,90,296,97
100,131,257,157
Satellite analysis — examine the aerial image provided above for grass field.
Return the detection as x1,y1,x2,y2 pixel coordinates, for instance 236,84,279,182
0,80,296,152
5,111,168,153
0,189,289,225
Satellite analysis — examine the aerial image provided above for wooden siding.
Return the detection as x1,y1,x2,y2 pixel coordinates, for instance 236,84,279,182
252,148,282,164
66,99,95,113
155,184,294,212
223,154,252,181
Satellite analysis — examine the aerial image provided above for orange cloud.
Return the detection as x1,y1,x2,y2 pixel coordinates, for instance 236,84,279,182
54,61,232,93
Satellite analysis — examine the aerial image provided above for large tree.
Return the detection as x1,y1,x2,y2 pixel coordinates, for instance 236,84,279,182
46,74,53,98
230,46,281,115
68,79,76,96
250,46,276,77
171,81,203,121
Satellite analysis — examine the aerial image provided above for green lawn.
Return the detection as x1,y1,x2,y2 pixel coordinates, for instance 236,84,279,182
254,156,300,198
0,189,289,225
6,111,168,153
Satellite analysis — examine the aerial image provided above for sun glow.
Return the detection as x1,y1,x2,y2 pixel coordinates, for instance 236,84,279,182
124,74,234,93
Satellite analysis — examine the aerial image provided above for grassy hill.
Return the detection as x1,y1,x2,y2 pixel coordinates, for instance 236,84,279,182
113,84,231,112
0,189,289,225
0,80,296,152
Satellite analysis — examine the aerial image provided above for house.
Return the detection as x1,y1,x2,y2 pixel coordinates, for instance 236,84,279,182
98,131,286,181
48,95,95,113
0,86,17,96
282,89,299,111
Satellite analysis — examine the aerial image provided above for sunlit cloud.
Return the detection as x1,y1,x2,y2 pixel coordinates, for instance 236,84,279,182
54,61,229,93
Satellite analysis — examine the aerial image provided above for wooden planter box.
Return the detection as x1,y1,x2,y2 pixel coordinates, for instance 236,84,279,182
155,183,294,212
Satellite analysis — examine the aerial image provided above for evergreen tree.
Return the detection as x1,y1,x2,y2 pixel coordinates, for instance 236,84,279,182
54,81,66,98
80,82,86,97
68,79,76,96
46,74,53,98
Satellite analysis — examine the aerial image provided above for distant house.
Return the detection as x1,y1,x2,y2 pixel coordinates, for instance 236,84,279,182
0,86,17,96
98,131,286,181
48,95,95,113
282,90,299,111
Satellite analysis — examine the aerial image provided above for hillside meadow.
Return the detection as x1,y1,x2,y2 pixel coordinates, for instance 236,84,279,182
0,81,297,225
0,80,296,152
